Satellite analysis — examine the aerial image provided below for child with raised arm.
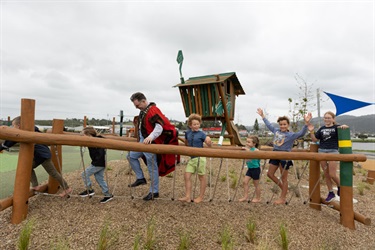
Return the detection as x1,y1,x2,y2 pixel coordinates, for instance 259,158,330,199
257,108,311,204
239,135,261,203
179,113,212,203
308,111,348,202
0,116,72,197
79,127,113,203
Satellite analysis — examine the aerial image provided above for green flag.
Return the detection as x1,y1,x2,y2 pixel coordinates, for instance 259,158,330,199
177,50,184,64
176,50,184,83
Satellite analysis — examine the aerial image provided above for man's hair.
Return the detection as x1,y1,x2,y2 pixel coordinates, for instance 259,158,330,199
130,92,147,102
12,116,21,126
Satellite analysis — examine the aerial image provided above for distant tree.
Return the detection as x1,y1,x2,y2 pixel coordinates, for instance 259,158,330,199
236,124,247,130
358,134,368,140
176,122,184,130
288,73,316,132
253,119,259,134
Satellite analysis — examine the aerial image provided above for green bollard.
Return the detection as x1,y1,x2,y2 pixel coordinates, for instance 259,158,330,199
338,128,355,229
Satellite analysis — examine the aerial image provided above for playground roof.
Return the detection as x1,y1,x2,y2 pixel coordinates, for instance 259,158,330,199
174,72,245,95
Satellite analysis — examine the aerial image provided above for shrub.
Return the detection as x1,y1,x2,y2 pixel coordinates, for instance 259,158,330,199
245,218,257,244
17,218,35,250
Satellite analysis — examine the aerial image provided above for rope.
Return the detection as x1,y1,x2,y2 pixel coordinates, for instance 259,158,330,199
209,158,223,202
303,164,327,205
209,158,212,200
52,145,70,198
230,159,245,202
286,161,309,205
192,157,200,201
151,154,156,198
111,151,126,196
126,154,135,199
104,149,110,194
308,201,334,208
226,158,230,202
80,146,92,199
266,162,287,204
171,154,178,201
248,159,268,203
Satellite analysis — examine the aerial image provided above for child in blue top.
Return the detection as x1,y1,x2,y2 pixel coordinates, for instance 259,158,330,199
257,108,312,204
239,135,261,203
179,113,212,203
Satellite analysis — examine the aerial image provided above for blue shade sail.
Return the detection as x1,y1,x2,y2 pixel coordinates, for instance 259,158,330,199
324,92,374,116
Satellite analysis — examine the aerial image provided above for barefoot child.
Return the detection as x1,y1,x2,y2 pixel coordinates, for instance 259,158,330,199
239,135,261,203
179,114,212,203
257,108,311,205
79,127,113,203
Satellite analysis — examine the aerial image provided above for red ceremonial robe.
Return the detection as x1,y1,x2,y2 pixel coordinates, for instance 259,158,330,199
136,102,180,176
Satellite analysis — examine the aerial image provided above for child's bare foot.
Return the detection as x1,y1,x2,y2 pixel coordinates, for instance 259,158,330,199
59,188,73,197
178,197,191,202
193,197,204,203
251,198,261,203
273,198,286,205
32,185,43,191
238,197,248,202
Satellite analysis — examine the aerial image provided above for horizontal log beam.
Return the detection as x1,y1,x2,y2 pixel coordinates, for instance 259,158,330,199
0,126,367,162
320,198,371,225
0,184,48,211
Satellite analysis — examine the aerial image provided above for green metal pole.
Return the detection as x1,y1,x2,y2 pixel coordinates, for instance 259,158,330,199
338,128,355,229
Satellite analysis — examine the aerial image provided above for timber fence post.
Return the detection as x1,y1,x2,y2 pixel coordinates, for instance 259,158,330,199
48,119,65,194
309,143,321,210
11,99,35,224
338,128,355,229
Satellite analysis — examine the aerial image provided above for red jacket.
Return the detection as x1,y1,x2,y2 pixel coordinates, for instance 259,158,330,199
136,103,179,176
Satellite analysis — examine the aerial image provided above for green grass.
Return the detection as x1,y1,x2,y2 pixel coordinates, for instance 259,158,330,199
219,225,234,250
0,146,126,199
279,223,289,250
17,218,35,250
177,231,191,250
0,152,20,172
97,221,118,250
245,218,257,244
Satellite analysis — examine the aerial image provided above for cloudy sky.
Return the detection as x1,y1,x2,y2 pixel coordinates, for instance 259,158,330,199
1,1,374,127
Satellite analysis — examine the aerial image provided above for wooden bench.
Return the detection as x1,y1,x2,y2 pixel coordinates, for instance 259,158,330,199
360,159,375,184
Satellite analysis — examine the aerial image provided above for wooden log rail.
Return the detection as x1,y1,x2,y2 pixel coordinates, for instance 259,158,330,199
0,126,367,162
320,198,371,226
0,125,370,226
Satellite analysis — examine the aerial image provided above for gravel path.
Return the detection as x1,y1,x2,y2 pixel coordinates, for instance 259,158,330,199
1,157,374,249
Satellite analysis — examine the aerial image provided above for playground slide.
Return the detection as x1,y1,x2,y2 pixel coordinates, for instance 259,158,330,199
229,121,245,146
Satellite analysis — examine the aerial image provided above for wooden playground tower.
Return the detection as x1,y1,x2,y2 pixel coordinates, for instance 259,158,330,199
175,72,245,146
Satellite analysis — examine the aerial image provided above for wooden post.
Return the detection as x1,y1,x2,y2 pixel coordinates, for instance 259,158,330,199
338,128,355,229
83,116,87,128
216,83,234,145
11,99,35,224
48,119,65,194
112,117,116,135
309,144,321,210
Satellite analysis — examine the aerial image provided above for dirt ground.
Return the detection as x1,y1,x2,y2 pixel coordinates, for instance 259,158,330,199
0,157,374,249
